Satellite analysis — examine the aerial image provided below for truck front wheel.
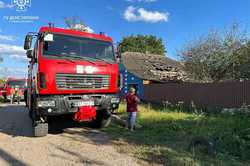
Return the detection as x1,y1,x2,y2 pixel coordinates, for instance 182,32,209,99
93,110,111,128
33,122,48,137
31,97,48,137
32,110,48,137
32,113,48,137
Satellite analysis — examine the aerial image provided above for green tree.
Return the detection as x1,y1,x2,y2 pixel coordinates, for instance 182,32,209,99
0,79,5,85
233,41,250,80
120,35,166,55
179,24,248,82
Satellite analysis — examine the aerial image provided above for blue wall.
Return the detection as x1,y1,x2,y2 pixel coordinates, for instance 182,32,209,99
119,64,144,99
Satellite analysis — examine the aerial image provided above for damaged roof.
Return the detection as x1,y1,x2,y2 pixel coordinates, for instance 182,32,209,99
121,52,185,82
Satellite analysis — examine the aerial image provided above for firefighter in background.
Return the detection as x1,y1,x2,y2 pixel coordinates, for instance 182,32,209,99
10,88,15,104
10,86,21,104
15,87,21,104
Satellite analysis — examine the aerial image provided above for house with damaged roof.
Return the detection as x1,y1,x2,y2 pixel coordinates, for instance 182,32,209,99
119,52,186,99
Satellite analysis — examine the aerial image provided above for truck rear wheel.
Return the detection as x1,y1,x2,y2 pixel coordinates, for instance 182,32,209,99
33,122,48,137
94,110,111,128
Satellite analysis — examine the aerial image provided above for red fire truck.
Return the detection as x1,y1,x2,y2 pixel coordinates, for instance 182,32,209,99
2,78,27,101
24,26,121,137
0,84,4,97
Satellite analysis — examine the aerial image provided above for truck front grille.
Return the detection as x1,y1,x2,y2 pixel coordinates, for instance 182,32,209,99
56,74,110,90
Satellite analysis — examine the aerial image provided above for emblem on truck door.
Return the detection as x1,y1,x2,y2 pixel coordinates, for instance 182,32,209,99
76,65,97,74
76,65,84,74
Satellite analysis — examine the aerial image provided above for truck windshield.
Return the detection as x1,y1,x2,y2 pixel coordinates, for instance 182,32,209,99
8,80,26,88
43,34,115,63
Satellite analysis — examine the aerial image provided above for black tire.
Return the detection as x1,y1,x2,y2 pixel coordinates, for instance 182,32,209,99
29,110,32,119
30,95,48,137
93,110,112,128
100,116,112,128
33,122,48,137
29,97,35,119
3,94,7,102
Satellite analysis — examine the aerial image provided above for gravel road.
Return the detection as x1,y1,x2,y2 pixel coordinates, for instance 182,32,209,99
0,103,140,166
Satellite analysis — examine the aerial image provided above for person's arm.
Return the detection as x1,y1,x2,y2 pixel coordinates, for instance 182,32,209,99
135,96,140,103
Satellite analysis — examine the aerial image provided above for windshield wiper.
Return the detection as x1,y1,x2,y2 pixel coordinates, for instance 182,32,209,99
47,54,113,65
46,55,76,64
62,57,76,63
66,55,96,65
95,58,113,65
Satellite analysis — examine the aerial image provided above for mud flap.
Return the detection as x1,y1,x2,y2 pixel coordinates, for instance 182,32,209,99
73,106,96,122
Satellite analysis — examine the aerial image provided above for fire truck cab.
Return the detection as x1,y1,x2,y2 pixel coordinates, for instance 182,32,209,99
2,78,27,101
24,26,121,137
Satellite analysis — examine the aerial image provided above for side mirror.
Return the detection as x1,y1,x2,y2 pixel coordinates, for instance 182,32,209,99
26,49,33,59
24,35,33,50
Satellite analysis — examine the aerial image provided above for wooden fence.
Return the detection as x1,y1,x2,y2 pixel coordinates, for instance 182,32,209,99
144,81,250,108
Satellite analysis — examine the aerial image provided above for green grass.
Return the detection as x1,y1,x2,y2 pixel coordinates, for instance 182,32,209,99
103,103,250,166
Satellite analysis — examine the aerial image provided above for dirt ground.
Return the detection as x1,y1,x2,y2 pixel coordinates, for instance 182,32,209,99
0,103,142,166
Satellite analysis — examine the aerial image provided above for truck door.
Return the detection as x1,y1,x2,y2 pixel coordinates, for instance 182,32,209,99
28,40,38,109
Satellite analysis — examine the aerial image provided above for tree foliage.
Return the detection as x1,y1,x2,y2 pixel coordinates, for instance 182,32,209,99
233,41,250,79
0,79,5,85
179,24,249,82
120,35,166,55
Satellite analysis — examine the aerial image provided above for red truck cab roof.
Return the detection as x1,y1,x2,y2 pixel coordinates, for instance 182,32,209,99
6,78,27,87
39,27,113,42
6,78,26,81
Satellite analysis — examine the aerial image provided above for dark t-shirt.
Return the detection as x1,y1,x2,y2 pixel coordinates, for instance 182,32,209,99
125,93,139,112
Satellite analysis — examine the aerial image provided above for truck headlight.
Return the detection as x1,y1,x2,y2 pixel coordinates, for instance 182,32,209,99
111,97,120,104
37,100,55,107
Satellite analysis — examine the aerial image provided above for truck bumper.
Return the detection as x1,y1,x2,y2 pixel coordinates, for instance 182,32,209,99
6,95,24,101
36,94,120,116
